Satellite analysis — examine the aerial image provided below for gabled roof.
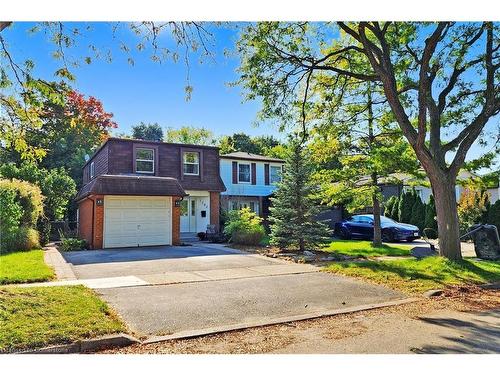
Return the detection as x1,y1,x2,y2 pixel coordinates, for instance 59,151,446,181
220,151,284,163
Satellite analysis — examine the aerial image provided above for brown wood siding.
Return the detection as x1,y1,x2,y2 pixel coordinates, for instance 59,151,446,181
251,163,256,185
82,144,109,184
264,163,270,185
105,139,224,191
232,161,238,184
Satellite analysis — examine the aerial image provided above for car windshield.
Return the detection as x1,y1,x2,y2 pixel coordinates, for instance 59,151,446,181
380,216,396,224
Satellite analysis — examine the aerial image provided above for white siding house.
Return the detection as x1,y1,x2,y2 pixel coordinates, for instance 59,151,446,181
219,152,285,217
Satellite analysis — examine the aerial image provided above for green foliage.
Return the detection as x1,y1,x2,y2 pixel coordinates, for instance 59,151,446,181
457,189,490,234
0,178,43,252
0,249,54,284
37,217,51,246
59,237,87,252
218,133,284,157
131,122,164,141
384,196,398,219
223,207,265,246
269,140,331,251
410,196,426,232
0,163,76,220
164,126,215,145
424,195,438,239
398,190,416,224
485,200,500,232
390,196,400,221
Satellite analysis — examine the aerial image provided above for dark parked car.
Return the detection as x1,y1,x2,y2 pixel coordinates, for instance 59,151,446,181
334,214,420,242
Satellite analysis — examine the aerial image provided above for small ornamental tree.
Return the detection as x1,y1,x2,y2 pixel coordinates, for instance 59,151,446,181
269,140,331,251
457,189,490,234
424,195,438,239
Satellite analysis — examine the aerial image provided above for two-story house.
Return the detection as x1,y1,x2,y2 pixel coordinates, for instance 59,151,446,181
219,151,285,219
75,138,226,249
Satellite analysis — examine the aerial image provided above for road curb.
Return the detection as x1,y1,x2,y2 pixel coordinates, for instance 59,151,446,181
17,334,140,354
143,297,419,344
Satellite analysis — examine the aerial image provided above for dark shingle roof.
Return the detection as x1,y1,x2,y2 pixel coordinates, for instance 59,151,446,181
76,174,187,201
220,151,284,163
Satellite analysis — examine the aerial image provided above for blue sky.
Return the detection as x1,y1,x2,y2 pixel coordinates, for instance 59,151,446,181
2,22,498,171
3,22,279,139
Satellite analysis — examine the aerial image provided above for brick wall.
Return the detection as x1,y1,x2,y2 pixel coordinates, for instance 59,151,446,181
172,196,181,245
77,195,104,249
210,192,220,231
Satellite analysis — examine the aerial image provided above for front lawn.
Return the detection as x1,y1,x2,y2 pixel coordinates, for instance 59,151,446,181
325,257,500,294
0,249,55,284
324,239,412,257
0,285,126,352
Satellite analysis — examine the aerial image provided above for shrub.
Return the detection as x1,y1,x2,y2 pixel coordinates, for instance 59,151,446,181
223,207,265,246
37,217,52,246
390,196,400,221
384,196,397,219
485,200,500,232
457,189,489,234
6,227,41,251
60,237,87,252
410,196,426,232
0,179,43,252
424,195,438,239
398,190,415,224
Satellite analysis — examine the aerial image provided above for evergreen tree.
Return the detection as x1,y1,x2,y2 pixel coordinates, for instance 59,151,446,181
390,196,400,221
398,190,416,224
424,194,438,239
411,196,426,232
269,140,331,251
384,196,397,219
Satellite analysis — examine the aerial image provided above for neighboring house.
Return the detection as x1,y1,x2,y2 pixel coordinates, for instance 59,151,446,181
75,138,225,249
219,152,285,218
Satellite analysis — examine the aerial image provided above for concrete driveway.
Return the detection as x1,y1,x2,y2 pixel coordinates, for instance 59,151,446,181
62,243,407,339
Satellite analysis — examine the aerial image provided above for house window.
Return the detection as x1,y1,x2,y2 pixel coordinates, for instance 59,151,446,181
183,152,200,175
136,148,154,174
270,165,282,184
90,162,95,179
238,163,251,183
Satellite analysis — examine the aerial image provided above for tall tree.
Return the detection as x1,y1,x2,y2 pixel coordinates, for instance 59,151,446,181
236,22,500,260
218,132,284,156
164,126,215,145
269,139,331,251
131,122,164,142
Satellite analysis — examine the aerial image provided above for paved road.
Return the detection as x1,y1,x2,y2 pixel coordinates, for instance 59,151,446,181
98,272,404,337
62,243,406,338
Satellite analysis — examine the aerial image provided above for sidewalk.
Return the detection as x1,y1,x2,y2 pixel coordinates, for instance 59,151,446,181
43,245,77,281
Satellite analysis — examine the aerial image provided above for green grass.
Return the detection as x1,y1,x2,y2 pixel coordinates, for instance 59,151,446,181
325,257,500,294
323,239,412,257
0,250,55,284
0,285,126,352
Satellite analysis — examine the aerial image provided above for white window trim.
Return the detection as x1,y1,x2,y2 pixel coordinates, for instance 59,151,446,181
136,148,155,174
270,165,282,184
238,162,251,184
90,161,95,179
183,152,200,176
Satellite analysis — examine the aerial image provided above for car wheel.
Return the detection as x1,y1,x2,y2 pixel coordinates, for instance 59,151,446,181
382,230,395,242
340,228,351,240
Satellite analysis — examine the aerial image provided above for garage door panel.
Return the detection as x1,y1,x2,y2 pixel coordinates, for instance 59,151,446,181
104,196,172,248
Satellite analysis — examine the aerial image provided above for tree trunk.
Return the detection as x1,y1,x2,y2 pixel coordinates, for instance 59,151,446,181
372,192,382,247
428,173,462,260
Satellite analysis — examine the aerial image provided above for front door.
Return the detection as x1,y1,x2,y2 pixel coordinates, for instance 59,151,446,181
180,197,197,233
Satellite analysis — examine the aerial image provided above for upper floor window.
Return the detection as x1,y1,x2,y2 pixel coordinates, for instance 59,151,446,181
90,162,95,179
136,148,154,174
270,165,282,184
238,163,251,183
183,152,199,175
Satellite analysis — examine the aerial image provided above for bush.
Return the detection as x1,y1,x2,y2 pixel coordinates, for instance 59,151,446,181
60,237,87,252
398,190,416,224
0,179,43,252
485,200,500,232
390,196,400,221
223,207,265,246
37,217,51,246
410,196,426,232
457,189,489,234
384,196,398,219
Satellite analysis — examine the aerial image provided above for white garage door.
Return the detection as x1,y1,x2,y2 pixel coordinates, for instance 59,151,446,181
104,196,172,248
